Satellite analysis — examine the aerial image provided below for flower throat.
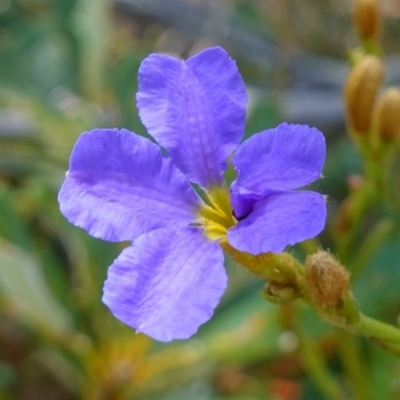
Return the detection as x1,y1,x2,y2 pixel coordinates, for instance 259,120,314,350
196,186,237,240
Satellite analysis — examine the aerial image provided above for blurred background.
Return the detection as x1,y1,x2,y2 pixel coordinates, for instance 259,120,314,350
1,0,400,399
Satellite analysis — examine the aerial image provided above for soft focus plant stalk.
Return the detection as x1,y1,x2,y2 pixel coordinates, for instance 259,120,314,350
340,0,400,265
277,304,346,400
337,331,372,400
334,4,400,395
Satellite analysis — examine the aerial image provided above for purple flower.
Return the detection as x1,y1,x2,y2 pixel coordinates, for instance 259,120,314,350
58,47,326,342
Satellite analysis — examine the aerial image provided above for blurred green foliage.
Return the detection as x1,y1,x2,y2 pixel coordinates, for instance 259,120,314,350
1,0,400,399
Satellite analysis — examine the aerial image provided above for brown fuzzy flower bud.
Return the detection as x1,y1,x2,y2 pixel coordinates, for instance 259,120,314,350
344,55,385,134
373,87,400,142
305,251,350,308
353,0,382,41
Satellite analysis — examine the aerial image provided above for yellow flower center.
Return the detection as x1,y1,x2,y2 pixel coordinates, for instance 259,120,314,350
196,186,237,240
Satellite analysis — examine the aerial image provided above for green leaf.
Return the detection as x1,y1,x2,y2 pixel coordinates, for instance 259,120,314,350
0,239,72,338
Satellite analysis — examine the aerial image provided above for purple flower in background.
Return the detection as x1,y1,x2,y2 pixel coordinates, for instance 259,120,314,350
58,47,326,342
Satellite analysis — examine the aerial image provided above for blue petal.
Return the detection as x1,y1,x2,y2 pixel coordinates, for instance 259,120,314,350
59,129,200,242
227,191,326,255
231,123,325,218
137,46,247,188
102,228,227,342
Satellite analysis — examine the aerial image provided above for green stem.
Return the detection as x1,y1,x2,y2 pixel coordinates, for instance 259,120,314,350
335,135,392,264
307,298,400,349
277,305,345,400
358,315,400,344
371,339,400,358
361,38,382,57
337,330,372,400
364,150,392,201
298,332,345,400
336,182,376,262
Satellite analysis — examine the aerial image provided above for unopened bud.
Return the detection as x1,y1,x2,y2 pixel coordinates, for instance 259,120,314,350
305,251,350,308
263,281,297,304
373,87,400,142
353,0,382,41
344,55,385,134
